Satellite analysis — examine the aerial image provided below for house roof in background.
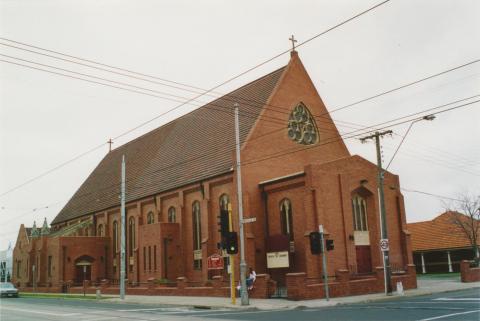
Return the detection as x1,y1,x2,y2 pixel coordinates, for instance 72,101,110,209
408,211,477,251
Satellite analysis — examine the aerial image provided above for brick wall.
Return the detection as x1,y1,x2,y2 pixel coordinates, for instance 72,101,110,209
460,260,480,282
286,264,417,300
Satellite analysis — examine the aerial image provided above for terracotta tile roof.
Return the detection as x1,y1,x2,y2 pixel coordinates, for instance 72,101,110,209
408,211,478,251
52,66,286,225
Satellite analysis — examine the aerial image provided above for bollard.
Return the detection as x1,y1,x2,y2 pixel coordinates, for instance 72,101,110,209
96,288,101,300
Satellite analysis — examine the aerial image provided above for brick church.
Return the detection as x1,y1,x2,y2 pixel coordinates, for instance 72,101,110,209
12,51,416,299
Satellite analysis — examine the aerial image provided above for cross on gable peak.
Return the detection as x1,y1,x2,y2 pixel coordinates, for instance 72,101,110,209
289,35,297,51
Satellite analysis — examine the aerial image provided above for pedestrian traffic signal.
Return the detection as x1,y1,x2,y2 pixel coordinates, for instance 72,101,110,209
225,231,238,254
309,231,321,255
326,239,334,251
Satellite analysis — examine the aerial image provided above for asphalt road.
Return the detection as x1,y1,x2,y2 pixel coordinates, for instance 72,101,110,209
1,288,479,321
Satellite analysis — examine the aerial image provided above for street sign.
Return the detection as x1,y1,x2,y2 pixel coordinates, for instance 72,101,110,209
380,238,389,252
242,217,256,224
207,254,224,270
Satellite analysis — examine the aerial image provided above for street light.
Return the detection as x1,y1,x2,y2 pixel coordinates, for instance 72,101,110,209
385,115,435,170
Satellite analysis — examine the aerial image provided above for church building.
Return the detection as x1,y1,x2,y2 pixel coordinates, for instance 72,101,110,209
12,51,416,299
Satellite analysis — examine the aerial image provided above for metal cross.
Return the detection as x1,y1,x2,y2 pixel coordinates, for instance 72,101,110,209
108,138,113,152
289,35,297,51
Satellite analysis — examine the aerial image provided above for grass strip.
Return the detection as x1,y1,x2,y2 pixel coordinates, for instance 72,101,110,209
19,292,107,300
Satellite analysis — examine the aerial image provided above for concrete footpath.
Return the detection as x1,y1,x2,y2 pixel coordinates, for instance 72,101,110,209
104,276,480,310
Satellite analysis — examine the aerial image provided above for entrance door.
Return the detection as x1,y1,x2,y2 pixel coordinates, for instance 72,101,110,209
75,265,91,283
356,246,372,274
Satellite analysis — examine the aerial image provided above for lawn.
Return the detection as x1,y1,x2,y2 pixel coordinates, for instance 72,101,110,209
417,272,460,279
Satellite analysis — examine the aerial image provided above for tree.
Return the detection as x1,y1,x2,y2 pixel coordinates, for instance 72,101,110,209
445,193,480,266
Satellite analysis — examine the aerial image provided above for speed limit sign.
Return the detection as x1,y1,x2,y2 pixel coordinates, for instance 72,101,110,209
380,239,389,252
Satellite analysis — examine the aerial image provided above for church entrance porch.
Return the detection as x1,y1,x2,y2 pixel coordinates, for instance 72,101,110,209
74,256,94,285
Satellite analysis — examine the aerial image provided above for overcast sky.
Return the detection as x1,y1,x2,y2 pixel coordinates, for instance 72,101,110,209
1,0,479,250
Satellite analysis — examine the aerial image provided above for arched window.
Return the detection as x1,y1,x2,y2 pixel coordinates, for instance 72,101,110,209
147,211,154,224
352,195,368,231
112,221,118,257
128,217,135,255
280,198,294,241
219,194,230,211
192,201,202,269
97,224,104,237
168,207,176,223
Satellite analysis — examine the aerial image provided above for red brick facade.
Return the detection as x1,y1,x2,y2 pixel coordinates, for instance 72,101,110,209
460,260,480,282
12,52,416,299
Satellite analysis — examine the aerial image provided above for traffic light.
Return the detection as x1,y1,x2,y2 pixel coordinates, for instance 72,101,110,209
309,232,321,255
225,231,238,254
326,239,334,251
218,209,229,237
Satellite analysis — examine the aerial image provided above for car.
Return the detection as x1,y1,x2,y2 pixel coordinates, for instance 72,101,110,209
0,282,19,298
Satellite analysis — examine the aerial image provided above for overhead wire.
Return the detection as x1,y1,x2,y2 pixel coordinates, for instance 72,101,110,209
4,94,478,227
0,1,393,198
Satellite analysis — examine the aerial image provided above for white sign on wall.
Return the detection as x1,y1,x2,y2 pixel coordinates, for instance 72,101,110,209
266,251,289,268
193,250,202,260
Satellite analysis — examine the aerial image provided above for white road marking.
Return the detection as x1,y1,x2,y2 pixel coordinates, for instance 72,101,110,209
83,317,119,321
117,308,175,312
418,309,480,321
192,309,287,317
0,306,81,316
378,301,478,304
433,298,480,301
117,307,230,314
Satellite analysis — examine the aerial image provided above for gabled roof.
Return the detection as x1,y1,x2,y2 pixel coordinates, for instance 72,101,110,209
408,211,477,251
52,66,286,225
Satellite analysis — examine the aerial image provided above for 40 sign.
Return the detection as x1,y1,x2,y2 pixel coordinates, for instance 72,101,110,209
207,254,224,270
380,238,390,252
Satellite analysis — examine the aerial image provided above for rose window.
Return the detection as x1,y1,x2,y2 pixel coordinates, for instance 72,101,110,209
287,102,319,145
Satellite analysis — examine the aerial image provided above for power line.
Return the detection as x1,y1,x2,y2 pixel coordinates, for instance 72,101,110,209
0,55,350,137
327,59,480,114
0,40,363,130
9,95,478,226
0,142,107,198
400,188,465,203
241,98,480,167
0,2,392,198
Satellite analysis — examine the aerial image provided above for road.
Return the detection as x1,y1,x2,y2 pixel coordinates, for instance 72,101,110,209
1,288,479,321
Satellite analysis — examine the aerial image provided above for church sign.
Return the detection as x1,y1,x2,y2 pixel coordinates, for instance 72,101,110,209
266,251,289,268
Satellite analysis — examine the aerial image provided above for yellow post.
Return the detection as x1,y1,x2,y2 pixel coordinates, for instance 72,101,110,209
228,204,236,305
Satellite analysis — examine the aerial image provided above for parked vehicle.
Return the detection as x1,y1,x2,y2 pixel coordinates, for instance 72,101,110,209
0,282,19,298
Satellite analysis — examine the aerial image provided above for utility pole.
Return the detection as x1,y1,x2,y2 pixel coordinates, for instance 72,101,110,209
319,225,329,301
360,130,393,295
234,103,249,306
120,155,126,300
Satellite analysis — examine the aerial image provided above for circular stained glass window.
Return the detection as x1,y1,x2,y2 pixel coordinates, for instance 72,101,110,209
287,102,319,145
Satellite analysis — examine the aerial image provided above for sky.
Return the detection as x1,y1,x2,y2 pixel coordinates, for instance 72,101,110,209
0,0,479,250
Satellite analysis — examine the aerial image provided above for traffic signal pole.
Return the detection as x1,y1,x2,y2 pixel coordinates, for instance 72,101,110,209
234,103,249,306
228,204,236,305
319,225,329,301
120,155,126,300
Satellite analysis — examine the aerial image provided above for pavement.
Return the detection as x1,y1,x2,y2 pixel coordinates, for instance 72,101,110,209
102,275,480,310
2,287,480,321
